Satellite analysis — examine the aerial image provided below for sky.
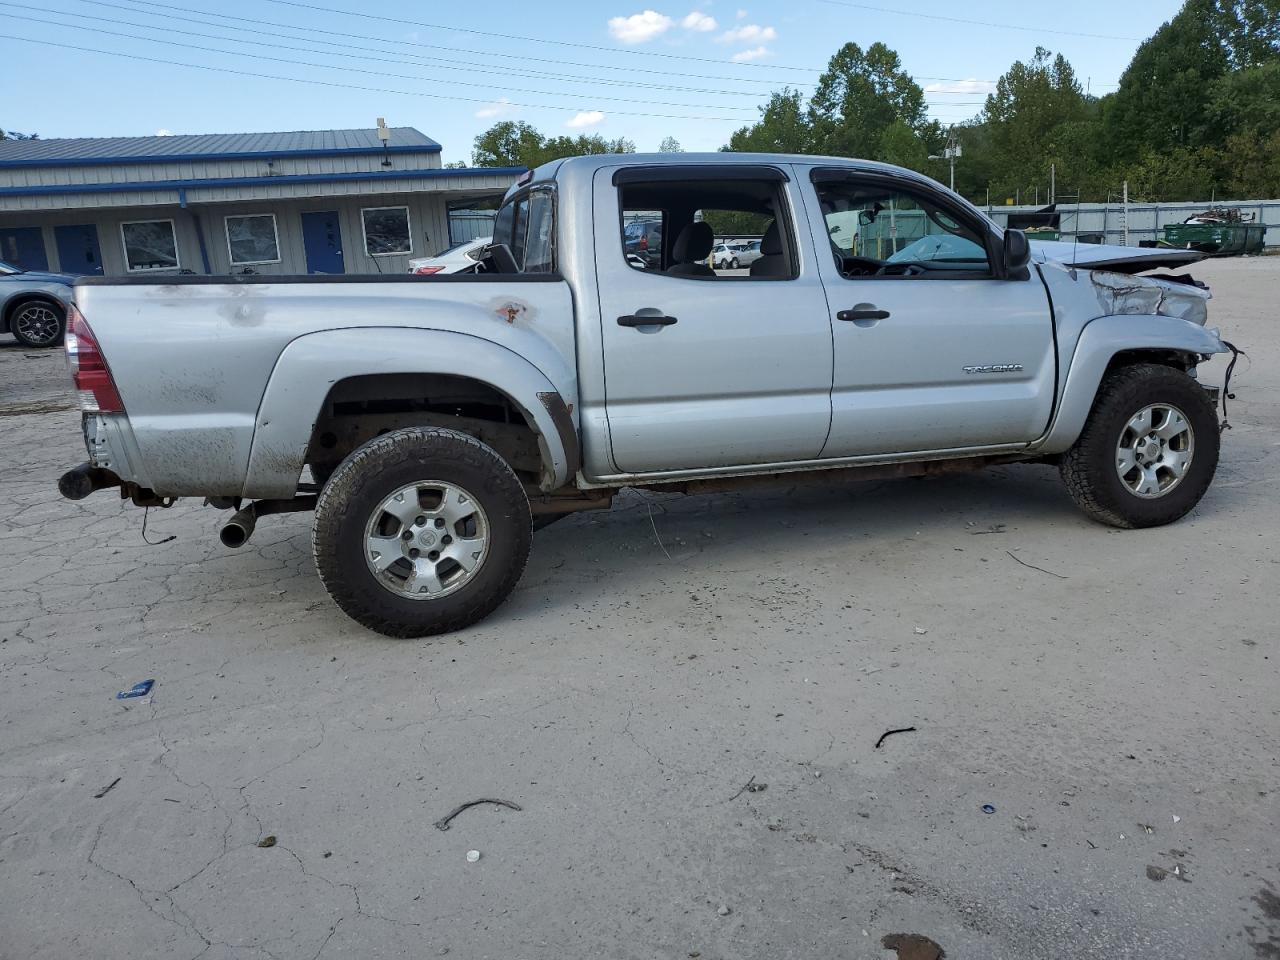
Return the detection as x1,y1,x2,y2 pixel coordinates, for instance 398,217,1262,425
1,0,1186,164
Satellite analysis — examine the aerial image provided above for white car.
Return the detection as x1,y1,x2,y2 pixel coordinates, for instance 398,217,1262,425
407,236,490,275
710,243,744,269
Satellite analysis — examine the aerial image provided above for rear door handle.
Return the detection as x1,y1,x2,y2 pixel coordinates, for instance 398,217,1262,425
837,307,890,322
617,314,678,327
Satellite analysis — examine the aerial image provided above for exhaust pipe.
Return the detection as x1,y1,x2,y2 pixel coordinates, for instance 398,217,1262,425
219,506,257,548
58,462,121,501
219,495,317,549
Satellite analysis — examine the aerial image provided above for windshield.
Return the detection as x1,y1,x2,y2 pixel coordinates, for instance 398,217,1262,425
0,259,22,275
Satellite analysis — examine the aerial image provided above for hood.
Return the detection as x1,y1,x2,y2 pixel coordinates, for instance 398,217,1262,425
4,269,77,285
1031,239,1204,274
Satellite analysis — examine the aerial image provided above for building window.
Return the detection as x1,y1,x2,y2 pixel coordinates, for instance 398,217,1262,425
120,219,180,272
225,214,280,265
362,206,412,256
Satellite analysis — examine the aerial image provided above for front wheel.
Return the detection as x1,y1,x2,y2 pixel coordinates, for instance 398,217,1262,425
1060,363,1219,529
10,299,65,347
730,258,740,269
312,427,532,637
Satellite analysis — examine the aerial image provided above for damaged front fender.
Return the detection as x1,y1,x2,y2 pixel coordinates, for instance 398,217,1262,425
1089,270,1211,326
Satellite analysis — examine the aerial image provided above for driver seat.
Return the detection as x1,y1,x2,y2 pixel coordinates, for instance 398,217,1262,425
749,221,787,277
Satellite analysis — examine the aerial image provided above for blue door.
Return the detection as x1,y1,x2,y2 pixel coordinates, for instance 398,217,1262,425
54,224,104,276
300,211,344,274
0,227,49,271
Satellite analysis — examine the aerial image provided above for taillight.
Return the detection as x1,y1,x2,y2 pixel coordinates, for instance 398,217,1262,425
639,236,648,251
412,265,444,275
64,305,125,413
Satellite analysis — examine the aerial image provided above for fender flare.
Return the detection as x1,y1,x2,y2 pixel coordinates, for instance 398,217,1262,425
242,327,575,499
1033,314,1228,454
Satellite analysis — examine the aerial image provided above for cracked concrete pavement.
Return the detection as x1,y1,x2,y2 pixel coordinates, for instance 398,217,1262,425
1,256,1278,960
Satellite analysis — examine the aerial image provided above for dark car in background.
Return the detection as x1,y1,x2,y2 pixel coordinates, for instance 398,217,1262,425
0,259,74,347
623,219,663,269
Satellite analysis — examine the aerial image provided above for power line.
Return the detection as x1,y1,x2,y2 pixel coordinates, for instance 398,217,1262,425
259,0,823,72
57,0,788,94
71,0,808,87
815,0,1141,41
42,0,778,97
0,34,758,122
2,12,759,113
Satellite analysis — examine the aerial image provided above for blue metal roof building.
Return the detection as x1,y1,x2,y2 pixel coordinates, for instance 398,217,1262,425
0,127,520,277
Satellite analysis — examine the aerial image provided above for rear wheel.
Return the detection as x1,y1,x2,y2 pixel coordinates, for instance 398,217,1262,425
730,257,740,269
10,299,65,347
1060,363,1219,528
312,427,532,637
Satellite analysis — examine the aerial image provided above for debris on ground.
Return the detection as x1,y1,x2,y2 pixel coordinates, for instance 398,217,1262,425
115,679,155,700
1147,865,1169,882
716,904,731,917
93,777,121,799
913,627,928,635
433,798,523,832
968,522,1007,535
874,726,917,749
1172,815,1181,823
881,932,946,959
257,835,277,848
982,804,996,815
1005,551,1069,579
466,850,480,863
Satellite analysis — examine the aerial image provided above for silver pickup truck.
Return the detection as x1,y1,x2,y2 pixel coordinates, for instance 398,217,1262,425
58,154,1231,637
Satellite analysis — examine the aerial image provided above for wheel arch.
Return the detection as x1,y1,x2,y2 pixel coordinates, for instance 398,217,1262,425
1033,314,1228,455
243,328,578,499
3,291,67,332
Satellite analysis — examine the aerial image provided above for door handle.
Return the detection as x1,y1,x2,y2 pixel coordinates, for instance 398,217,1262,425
617,314,678,327
837,307,890,322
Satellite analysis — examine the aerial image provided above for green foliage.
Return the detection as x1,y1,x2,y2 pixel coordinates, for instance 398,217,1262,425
808,42,927,158
0,128,39,140
471,120,635,169
725,89,814,154
658,136,684,153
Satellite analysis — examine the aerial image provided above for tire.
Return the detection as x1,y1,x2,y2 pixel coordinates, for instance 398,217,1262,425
730,258,740,269
9,299,65,348
312,427,532,637
1059,363,1219,529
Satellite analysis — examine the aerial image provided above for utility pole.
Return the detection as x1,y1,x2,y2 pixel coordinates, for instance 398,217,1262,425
928,126,962,192
1050,163,1056,205
1122,179,1130,246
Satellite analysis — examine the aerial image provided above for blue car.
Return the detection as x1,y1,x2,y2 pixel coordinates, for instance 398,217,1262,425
0,258,74,347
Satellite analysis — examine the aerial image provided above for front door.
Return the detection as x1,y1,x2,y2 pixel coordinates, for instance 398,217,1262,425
54,224,104,276
301,211,344,274
594,163,834,475
806,170,1056,457
0,227,48,271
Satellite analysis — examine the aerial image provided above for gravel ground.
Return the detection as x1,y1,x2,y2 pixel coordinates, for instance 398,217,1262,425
1,257,1277,960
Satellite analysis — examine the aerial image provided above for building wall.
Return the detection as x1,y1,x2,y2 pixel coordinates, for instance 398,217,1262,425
0,191,463,276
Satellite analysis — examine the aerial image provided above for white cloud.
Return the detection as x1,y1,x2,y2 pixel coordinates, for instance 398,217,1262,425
736,8,748,18
731,45,770,62
155,128,174,136
567,110,606,128
608,10,673,43
924,79,997,94
474,98,513,119
681,11,717,31
718,23,776,43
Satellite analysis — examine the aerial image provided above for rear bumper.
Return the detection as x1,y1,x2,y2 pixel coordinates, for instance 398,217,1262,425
59,413,155,502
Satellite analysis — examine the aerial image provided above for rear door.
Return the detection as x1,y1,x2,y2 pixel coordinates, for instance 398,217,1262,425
805,168,1056,457
593,163,833,475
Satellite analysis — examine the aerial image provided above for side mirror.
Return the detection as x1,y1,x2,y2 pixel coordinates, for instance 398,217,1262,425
1003,228,1030,271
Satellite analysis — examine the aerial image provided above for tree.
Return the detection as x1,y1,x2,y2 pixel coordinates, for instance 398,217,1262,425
0,129,38,140
658,136,683,152
981,47,1095,200
808,42,927,158
724,89,813,154
471,121,635,168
